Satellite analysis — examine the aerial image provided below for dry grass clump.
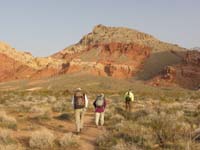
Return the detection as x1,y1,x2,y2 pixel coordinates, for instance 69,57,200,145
52,101,69,112
30,110,51,121
96,133,118,149
29,106,45,113
0,128,23,150
97,99,200,150
0,144,25,150
29,128,55,149
111,140,140,150
47,96,57,103
59,132,80,148
0,111,17,129
146,111,191,149
0,128,13,145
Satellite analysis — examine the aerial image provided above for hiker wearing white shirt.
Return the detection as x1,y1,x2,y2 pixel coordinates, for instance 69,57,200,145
71,88,88,135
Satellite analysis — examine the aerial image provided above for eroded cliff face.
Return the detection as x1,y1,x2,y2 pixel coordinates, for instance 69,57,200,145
0,25,189,84
0,41,69,81
54,42,152,78
0,53,36,81
150,50,200,89
53,24,185,59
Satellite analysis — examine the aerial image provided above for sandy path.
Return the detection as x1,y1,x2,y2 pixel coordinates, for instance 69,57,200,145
12,111,104,150
78,111,103,150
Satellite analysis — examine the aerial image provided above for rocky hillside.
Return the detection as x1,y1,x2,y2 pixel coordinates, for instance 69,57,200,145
53,25,185,58
0,41,66,81
0,53,35,81
0,41,66,70
1,25,199,90
52,25,186,78
150,50,200,89
191,47,200,51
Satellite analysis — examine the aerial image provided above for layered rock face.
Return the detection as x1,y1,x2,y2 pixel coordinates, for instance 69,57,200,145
0,41,66,81
0,53,35,81
57,42,151,78
0,25,189,84
150,50,200,89
52,25,185,78
53,24,185,59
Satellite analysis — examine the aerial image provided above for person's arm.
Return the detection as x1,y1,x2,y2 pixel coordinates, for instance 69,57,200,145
71,95,74,109
93,100,96,108
85,94,88,108
131,93,134,101
124,92,127,100
104,99,107,108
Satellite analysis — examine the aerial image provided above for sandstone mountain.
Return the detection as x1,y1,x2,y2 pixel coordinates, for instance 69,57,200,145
51,24,186,78
52,24,185,58
1,25,199,89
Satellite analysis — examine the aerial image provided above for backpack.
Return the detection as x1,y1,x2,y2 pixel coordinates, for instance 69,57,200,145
74,91,85,109
125,92,131,102
95,96,104,107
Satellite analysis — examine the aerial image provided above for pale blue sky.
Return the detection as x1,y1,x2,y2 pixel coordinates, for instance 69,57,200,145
0,0,199,56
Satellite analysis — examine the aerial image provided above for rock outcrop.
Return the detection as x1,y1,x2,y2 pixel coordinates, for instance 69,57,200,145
53,25,185,59
0,41,66,70
51,25,186,79
0,41,67,81
150,50,200,89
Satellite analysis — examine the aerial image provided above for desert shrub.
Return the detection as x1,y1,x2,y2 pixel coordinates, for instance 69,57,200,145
105,114,124,128
146,112,191,149
113,122,155,149
29,128,55,149
30,111,51,121
96,133,118,150
47,96,57,103
29,106,44,113
0,128,14,145
52,101,69,112
184,108,200,126
0,111,17,129
59,132,79,148
0,144,25,150
15,101,33,112
115,107,149,121
111,140,140,150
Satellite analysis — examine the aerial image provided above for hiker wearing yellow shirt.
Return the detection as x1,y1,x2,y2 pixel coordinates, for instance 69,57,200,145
124,89,134,112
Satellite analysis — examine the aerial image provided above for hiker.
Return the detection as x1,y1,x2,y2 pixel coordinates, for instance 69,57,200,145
124,89,134,112
72,88,88,135
93,93,107,128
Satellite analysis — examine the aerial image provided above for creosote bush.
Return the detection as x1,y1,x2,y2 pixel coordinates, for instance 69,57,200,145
0,111,17,129
0,128,13,145
29,128,55,149
59,132,80,148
